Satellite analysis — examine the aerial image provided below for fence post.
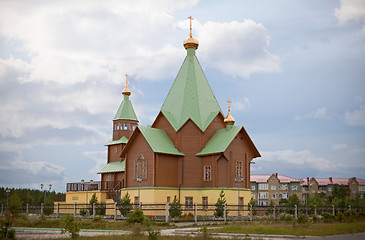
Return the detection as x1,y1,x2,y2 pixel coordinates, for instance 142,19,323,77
74,202,77,217
93,203,96,218
249,204,253,221
57,203,60,218
165,202,169,223
223,204,227,223
273,205,276,220
314,205,317,216
349,205,351,211
194,202,197,223
114,202,117,221
332,205,335,216
41,203,44,215
294,205,297,219
26,204,29,214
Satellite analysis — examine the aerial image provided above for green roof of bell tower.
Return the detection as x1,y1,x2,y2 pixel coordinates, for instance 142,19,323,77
114,75,138,121
161,48,222,132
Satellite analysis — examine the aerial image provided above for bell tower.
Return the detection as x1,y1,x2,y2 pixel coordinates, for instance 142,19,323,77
113,74,139,140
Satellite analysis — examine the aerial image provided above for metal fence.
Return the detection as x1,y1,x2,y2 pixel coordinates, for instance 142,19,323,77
1,203,364,223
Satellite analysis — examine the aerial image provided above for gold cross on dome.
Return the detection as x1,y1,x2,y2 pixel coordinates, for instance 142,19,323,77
125,73,129,88
188,16,194,37
227,99,232,113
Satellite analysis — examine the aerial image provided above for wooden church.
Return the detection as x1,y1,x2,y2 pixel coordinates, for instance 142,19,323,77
97,18,260,207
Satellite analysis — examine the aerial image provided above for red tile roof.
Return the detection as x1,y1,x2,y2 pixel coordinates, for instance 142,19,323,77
251,174,302,183
300,177,365,186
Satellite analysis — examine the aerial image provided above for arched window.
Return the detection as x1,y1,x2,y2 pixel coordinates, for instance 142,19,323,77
135,155,147,180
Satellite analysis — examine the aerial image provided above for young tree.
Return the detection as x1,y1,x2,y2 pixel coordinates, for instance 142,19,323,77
214,190,228,218
88,193,105,216
169,196,182,218
119,192,132,217
8,191,22,216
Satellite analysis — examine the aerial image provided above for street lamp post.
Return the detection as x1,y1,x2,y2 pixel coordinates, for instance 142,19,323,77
6,189,10,208
41,184,52,204
235,176,244,217
136,177,142,208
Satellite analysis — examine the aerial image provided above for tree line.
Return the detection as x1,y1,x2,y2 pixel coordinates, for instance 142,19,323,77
0,187,65,207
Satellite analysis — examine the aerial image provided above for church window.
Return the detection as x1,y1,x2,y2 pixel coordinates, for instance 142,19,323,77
236,161,242,178
204,166,211,181
185,197,193,210
130,124,135,130
123,123,128,130
135,155,147,180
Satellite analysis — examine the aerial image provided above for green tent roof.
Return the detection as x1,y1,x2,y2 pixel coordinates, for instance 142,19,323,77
160,48,222,132
196,126,242,156
114,95,138,121
138,126,184,156
98,161,125,174
105,136,129,146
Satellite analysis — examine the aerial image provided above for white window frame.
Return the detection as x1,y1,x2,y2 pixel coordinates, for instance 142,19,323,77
258,183,268,190
204,166,211,181
271,185,276,190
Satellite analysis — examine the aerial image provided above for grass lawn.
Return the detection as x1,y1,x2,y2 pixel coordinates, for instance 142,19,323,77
209,220,365,236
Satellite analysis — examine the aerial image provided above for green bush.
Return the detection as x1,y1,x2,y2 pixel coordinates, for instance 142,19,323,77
119,192,132,217
8,191,22,216
147,229,161,240
297,214,308,224
214,190,228,218
169,196,182,219
279,213,293,222
62,215,80,239
322,212,335,222
126,209,145,224
79,209,87,216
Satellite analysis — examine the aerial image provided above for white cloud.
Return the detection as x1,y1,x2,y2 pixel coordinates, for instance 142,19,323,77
84,151,107,180
0,151,65,183
332,143,365,153
332,143,349,151
0,0,197,85
192,20,281,78
294,108,330,121
335,0,365,33
232,97,252,111
260,149,336,172
345,105,365,127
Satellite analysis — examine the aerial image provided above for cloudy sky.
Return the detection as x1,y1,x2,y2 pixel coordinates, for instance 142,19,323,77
0,0,364,192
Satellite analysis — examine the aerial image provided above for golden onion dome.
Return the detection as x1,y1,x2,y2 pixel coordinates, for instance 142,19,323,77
224,99,235,125
183,16,199,50
122,73,131,96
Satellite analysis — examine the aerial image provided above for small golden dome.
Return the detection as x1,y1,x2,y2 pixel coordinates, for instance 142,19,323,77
224,99,235,125
183,16,199,50
122,73,131,96
183,36,199,50
224,112,235,125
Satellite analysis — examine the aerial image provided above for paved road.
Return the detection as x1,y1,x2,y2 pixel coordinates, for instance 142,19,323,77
14,227,365,240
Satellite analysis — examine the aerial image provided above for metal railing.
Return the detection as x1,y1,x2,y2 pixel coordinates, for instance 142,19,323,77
66,181,123,192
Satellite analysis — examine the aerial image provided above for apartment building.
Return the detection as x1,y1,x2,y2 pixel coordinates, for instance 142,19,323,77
250,173,302,206
301,177,365,201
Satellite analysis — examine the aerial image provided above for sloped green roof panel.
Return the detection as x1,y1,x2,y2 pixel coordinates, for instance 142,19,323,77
97,161,125,174
114,95,138,121
138,126,184,156
105,136,128,146
161,48,222,132
196,126,242,156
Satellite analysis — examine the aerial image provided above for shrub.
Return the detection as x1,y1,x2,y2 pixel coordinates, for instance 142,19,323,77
214,190,228,218
8,191,22,217
336,211,343,222
127,209,145,224
169,196,182,219
279,213,293,222
119,192,132,217
79,209,87,216
147,229,161,240
297,214,308,224
1,214,15,239
62,215,80,239
322,212,335,222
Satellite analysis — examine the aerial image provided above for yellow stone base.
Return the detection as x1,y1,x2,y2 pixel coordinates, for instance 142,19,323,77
55,187,252,217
